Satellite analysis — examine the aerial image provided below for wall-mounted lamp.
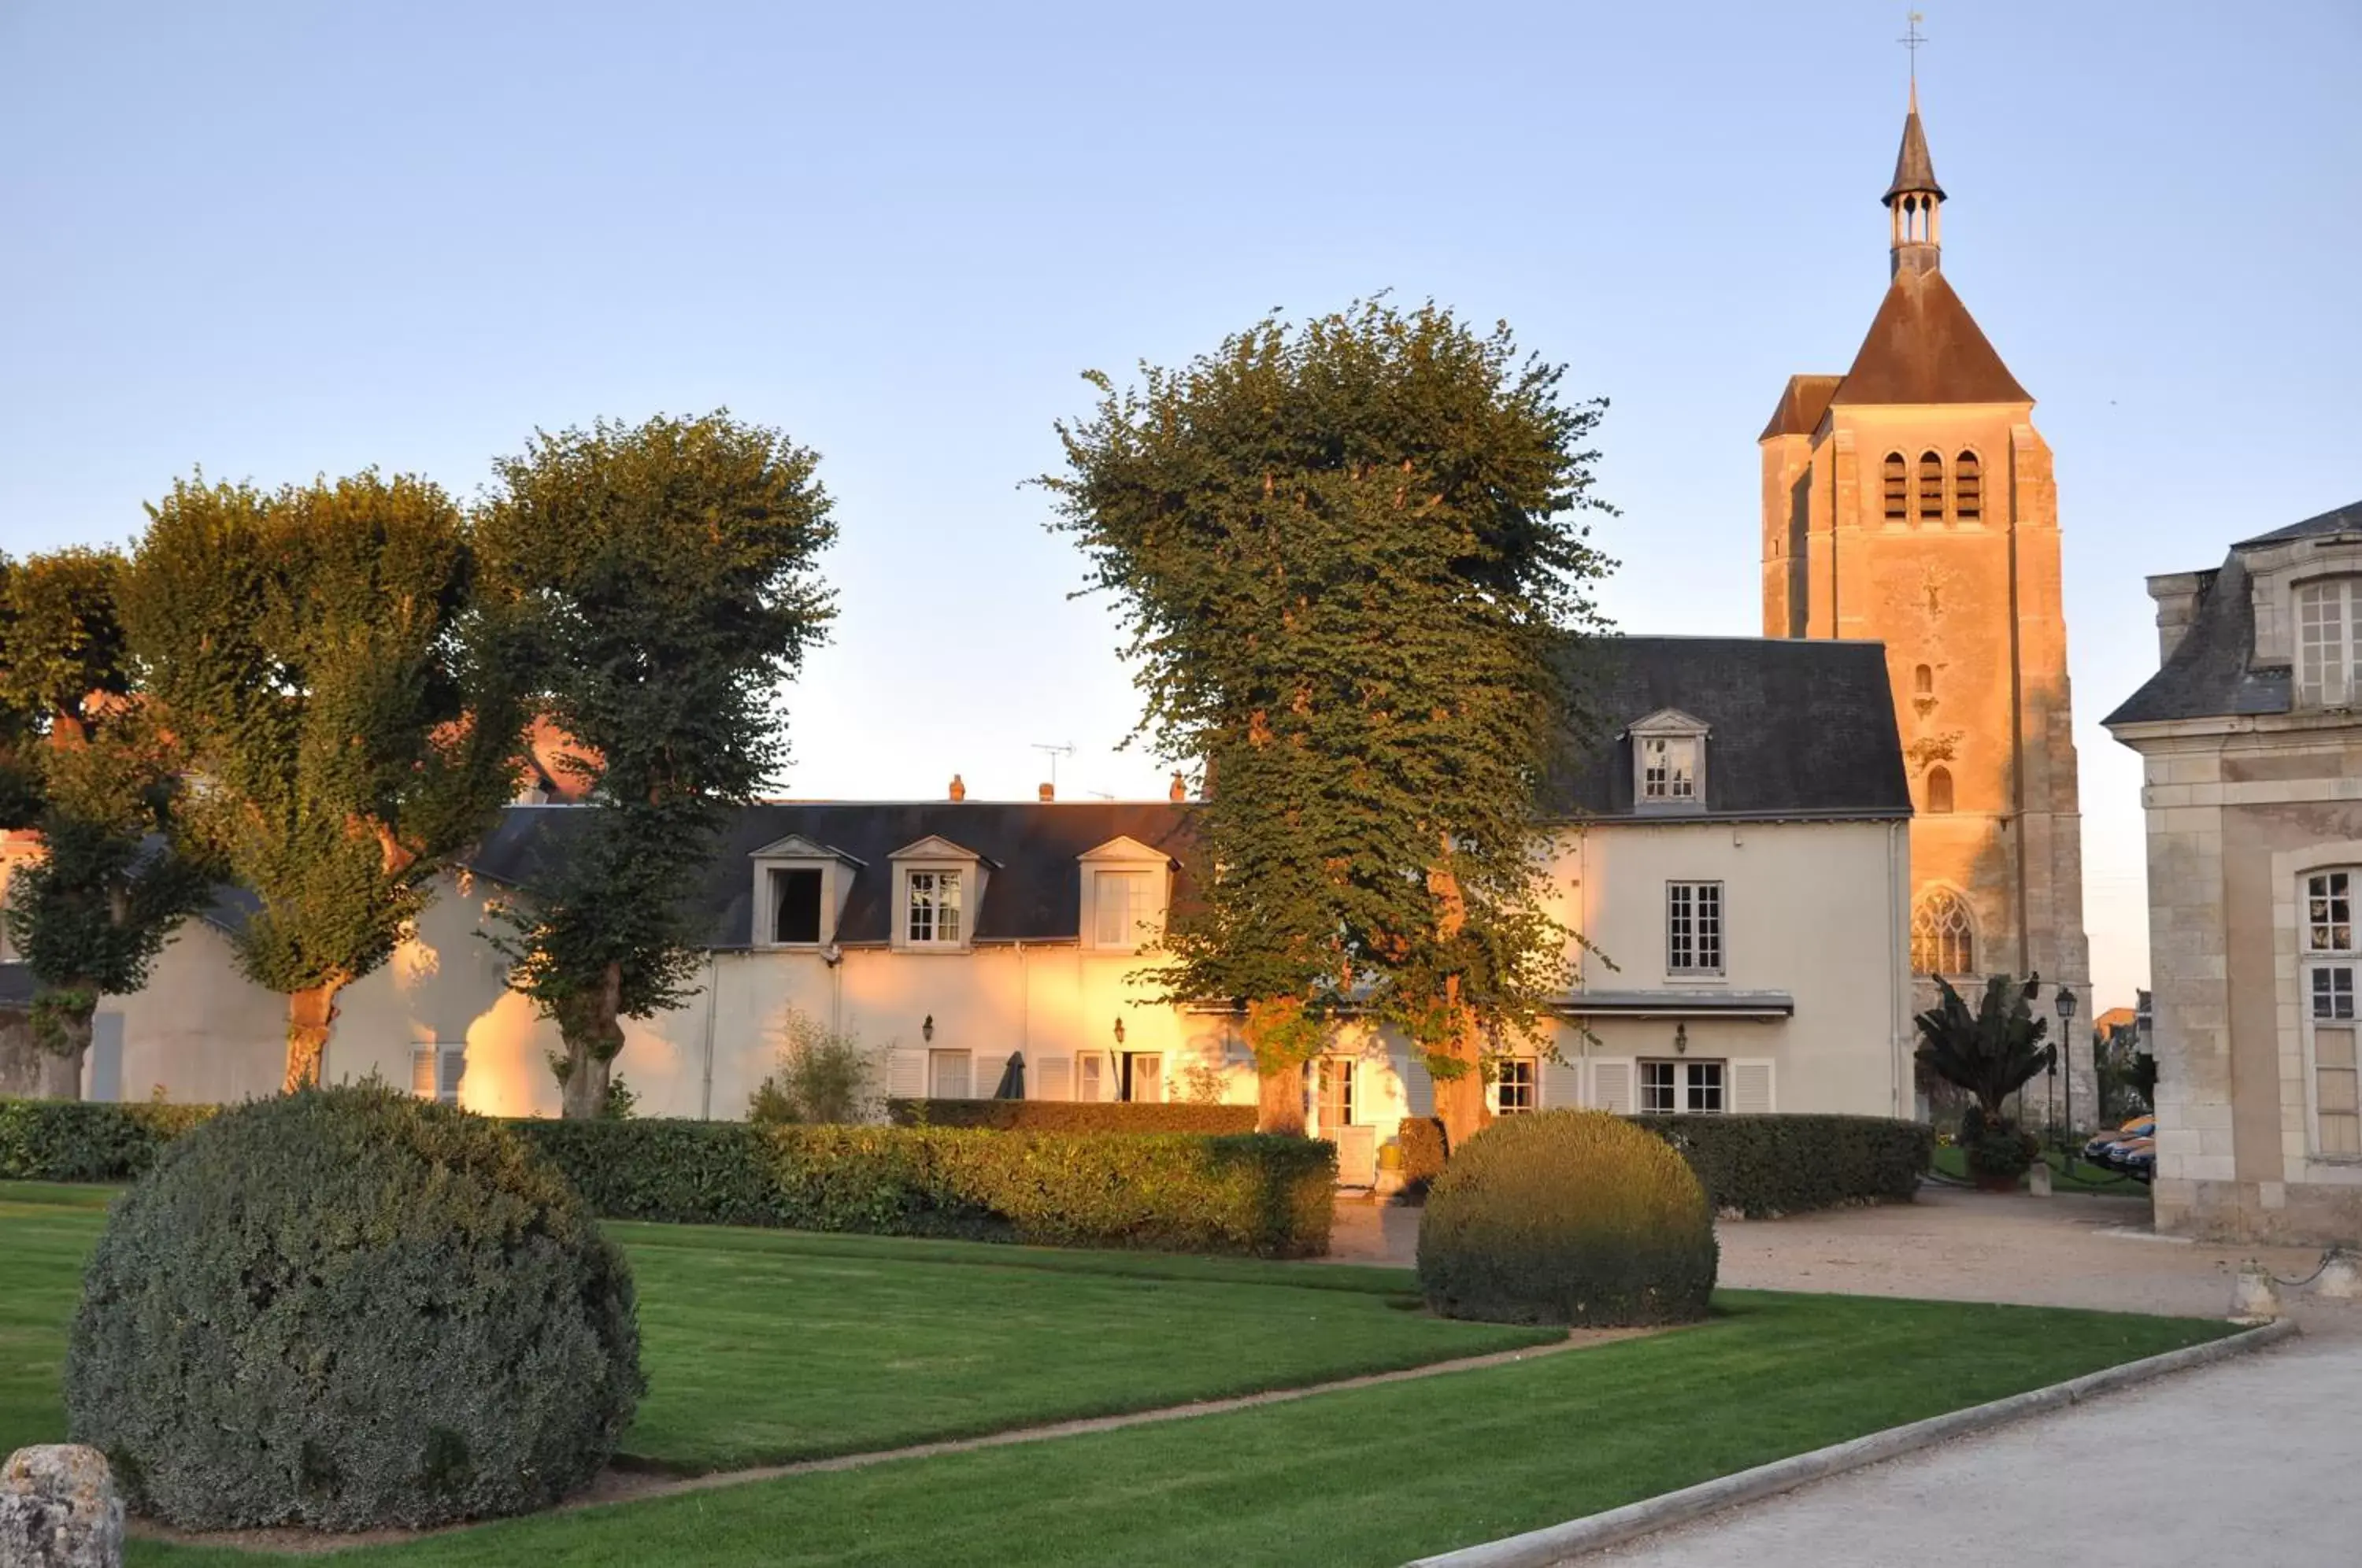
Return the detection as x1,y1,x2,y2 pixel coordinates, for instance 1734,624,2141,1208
922,1014,935,1043
1113,1016,1127,1046
1673,1022,1688,1056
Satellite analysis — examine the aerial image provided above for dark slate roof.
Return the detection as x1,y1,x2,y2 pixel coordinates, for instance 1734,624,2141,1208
2234,497,2362,550
1883,95,1946,203
1829,267,2031,406
468,801,1198,949
2103,553,2290,726
1542,636,1911,820
1759,374,1844,441
0,963,31,1008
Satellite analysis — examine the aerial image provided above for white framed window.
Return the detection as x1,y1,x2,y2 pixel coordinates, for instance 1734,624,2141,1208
1126,1052,1164,1104
1667,882,1723,974
769,867,824,945
906,870,963,945
1494,1058,1536,1115
1093,868,1153,948
409,1042,465,1106
927,1048,973,1100
1640,1058,1724,1115
1076,1052,1106,1103
1642,738,1697,801
2303,869,2360,1156
1316,1056,1355,1130
2297,579,2361,708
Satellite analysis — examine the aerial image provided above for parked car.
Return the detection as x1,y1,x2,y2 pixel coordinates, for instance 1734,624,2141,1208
2084,1116,2153,1170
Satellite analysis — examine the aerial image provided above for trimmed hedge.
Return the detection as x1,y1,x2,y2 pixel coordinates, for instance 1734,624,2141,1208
887,1098,1257,1134
1630,1113,1933,1219
0,1097,217,1182
1418,1110,1717,1327
1397,1116,1447,1196
65,1085,640,1531
514,1119,1332,1257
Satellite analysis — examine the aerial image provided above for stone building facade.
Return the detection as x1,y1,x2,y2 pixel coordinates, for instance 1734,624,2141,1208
2107,500,2362,1244
1756,87,2092,1107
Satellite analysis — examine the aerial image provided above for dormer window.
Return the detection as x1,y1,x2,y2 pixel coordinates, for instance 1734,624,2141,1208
1627,708,1710,814
748,833,862,948
771,868,823,944
1079,835,1173,952
890,834,990,951
906,871,963,945
2297,577,2360,708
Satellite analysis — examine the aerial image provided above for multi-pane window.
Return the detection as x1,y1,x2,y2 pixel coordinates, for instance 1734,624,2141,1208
1667,882,1723,974
1953,450,1982,521
2305,870,2360,1156
1916,451,1945,523
1640,1059,1725,1115
906,870,963,944
1642,738,1697,801
2297,579,2361,708
1494,1058,1536,1115
1094,869,1153,947
1883,453,1908,521
1912,889,1976,976
1316,1056,1354,1130
928,1048,973,1100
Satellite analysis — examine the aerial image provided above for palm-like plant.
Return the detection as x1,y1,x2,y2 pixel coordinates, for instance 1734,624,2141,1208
1915,972,2057,1183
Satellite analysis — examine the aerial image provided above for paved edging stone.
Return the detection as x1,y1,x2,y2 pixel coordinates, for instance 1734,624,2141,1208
1403,1317,2301,1568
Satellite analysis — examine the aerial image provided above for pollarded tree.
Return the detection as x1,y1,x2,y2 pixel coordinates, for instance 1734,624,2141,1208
121,474,527,1090
1045,301,1616,1145
476,413,836,1119
0,549,213,1098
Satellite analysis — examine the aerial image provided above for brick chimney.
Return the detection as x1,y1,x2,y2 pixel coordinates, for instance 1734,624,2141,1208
948,774,966,802
1168,771,1187,803
1037,782,1055,802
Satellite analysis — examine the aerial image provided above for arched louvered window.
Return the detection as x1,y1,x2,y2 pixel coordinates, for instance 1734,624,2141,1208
1926,765,1954,814
1954,450,1982,521
1883,453,1908,521
1912,889,1976,976
1917,451,1945,523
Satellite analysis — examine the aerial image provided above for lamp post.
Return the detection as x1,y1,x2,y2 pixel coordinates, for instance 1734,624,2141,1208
2055,986,2079,1156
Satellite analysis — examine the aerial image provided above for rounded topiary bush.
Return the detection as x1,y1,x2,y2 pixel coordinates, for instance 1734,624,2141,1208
1416,1109,1718,1326
64,1084,644,1531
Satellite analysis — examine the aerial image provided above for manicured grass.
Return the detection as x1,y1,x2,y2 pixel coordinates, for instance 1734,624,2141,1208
130,1291,2236,1568
0,1183,1551,1474
1931,1146,2154,1197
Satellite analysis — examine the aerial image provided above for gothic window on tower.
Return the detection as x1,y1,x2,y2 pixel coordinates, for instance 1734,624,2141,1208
1883,453,1908,522
1954,451,1983,522
2296,578,2361,708
1911,889,1977,977
1917,451,1946,524
1913,664,1934,697
1926,765,1954,815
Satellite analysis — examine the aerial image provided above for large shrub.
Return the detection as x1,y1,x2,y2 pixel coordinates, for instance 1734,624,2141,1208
516,1118,1331,1256
64,1085,642,1531
1629,1114,1932,1217
886,1098,1256,1134
1418,1110,1716,1327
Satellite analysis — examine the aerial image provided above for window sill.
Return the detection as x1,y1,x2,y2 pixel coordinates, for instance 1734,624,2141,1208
1664,972,1728,986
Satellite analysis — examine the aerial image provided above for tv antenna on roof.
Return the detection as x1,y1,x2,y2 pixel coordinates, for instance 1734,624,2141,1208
1031,741,1074,790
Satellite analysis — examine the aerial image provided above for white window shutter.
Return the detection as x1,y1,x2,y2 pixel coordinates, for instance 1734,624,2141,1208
887,1048,927,1100
1076,1053,1105,1103
1036,1056,1072,1101
1542,1055,1583,1111
410,1047,436,1099
1401,1052,1435,1118
1734,1060,1775,1115
436,1045,465,1105
1592,1059,1635,1115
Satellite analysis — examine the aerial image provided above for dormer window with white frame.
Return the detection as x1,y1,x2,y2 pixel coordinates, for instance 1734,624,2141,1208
1627,708,1710,814
1079,836,1173,952
890,835,990,952
747,834,863,949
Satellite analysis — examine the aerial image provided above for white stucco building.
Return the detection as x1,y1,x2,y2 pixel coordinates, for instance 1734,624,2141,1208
5,636,1919,1181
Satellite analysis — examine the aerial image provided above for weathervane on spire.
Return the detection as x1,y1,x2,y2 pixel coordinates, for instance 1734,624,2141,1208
1899,12,1927,94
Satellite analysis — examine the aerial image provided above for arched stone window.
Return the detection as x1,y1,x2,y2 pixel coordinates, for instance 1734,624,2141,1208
1912,664,1934,697
2296,578,2361,708
1883,453,1908,522
1916,451,1945,523
1926,765,1954,814
1954,450,1982,521
1912,889,1976,976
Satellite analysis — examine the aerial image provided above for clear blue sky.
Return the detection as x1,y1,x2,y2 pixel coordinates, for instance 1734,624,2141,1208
4,2,2356,1011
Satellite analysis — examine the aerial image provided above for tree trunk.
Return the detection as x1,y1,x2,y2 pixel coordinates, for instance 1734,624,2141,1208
28,988,97,1101
284,982,342,1092
1257,1058,1306,1136
557,960,627,1120
1430,973,1492,1152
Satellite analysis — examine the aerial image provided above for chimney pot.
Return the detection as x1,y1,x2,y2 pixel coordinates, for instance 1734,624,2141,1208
1168,771,1187,803
1038,782,1055,802
948,773,966,802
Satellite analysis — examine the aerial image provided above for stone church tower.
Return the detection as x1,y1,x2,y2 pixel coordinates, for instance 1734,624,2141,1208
1758,88,2094,1104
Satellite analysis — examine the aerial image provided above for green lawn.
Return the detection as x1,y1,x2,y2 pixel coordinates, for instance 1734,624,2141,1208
1930,1147,2155,1197
3,1182,2233,1568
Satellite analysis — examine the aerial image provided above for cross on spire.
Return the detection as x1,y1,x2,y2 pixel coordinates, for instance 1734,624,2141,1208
1898,12,1927,102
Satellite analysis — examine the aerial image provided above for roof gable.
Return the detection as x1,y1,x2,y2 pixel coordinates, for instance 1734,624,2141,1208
1828,268,2031,408
748,833,864,866
889,834,988,864
1079,834,1175,865
1759,374,1842,442
1625,707,1711,738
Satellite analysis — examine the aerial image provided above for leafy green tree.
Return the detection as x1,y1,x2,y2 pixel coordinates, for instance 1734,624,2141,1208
121,474,526,1090
476,413,835,1119
1045,301,1615,1144
0,549,212,1097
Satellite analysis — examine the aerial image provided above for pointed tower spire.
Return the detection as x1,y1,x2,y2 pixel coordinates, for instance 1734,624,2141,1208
1882,87,1946,277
